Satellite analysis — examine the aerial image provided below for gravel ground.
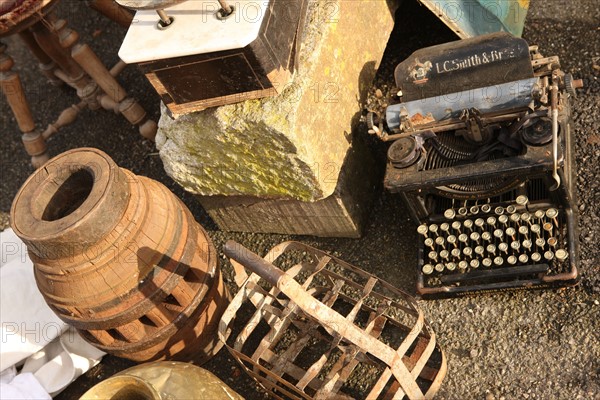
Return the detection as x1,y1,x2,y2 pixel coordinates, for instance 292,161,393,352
0,0,598,399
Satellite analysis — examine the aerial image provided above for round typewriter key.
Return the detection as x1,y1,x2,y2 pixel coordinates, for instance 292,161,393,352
463,219,474,230
475,245,485,256
521,212,531,223
435,237,446,248
507,255,517,265
531,252,542,262
543,222,553,233
428,251,438,261
435,263,445,272
482,258,493,267
463,247,473,257
518,254,529,264
470,259,480,269
511,241,521,251
516,195,529,207
422,264,434,275
447,235,457,245
545,208,558,219
531,224,541,236
547,237,558,247
494,206,504,215
498,215,509,225
535,238,546,248
493,229,504,239
555,249,568,261
470,232,480,243
486,244,497,255
458,260,468,270
505,227,516,239
486,216,497,226
444,209,456,219
458,233,469,243
482,232,492,242
424,238,435,249
417,224,429,236
475,218,485,228
494,256,504,266
452,221,462,231
458,207,468,216
544,251,554,261
534,210,545,220
451,248,461,258
440,250,450,260
506,205,517,214
470,205,480,215
522,239,533,250
510,213,520,223
518,226,529,236
481,204,491,213
446,262,457,271
498,243,509,253
429,224,439,234
440,222,450,233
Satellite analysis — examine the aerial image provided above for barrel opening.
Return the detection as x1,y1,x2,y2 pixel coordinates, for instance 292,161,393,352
42,168,94,221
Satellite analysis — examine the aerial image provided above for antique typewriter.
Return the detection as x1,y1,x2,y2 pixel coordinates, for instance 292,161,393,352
367,32,584,299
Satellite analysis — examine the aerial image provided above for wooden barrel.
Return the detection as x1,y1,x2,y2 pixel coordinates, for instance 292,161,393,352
10,147,228,362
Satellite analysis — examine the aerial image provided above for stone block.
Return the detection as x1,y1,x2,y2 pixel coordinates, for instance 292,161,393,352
156,0,397,202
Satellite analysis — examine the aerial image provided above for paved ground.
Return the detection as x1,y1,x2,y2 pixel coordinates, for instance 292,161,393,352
0,0,598,399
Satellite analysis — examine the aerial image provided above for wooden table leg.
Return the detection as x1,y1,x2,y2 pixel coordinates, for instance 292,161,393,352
18,29,63,86
51,15,157,141
86,0,134,28
29,20,101,110
0,42,48,167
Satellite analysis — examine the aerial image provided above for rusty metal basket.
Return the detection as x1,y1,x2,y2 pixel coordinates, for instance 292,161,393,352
220,241,447,399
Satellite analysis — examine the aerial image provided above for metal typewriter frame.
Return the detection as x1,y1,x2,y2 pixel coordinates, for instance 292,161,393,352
377,40,581,298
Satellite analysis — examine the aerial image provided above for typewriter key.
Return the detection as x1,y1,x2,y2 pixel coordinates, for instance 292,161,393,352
446,262,457,271
458,207,468,216
470,259,480,269
516,195,529,207
440,250,450,260
452,221,462,232
493,229,504,239
531,252,542,262
435,237,446,248
422,264,434,275
522,239,533,250
475,246,485,256
470,232,481,243
506,205,517,214
535,238,546,248
507,255,517,265
451,248,462,258
534,209,545,220
493,256,504,266
475,218,485,228
518,254,529,264
463,219,474,231
486,216,497,227
435,263,445,272
482,232,492,242
498,243,509,253
470,205,480,215
417,224,429,237
424,238,435,250
544,251,554,261
547,237,558,248
482,258,493,267
428,251,438,261
459,233,469,243
440,223,450,233
481,204,492,213
510,241,521,251
555,249,568,261
494,206,504,215
429,224,439,235
458,261,468,270
498,215,509,226
444,209,456,219
463,247,473,257
486,244,497,255
447,235,457,246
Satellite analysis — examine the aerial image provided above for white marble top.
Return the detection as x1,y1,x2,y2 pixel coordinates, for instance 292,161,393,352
119,0,270,64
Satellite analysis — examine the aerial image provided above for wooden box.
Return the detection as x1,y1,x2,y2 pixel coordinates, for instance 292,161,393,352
119,0,307,116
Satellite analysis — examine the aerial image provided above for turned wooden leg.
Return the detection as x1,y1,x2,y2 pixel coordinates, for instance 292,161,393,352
51,15,157,141
86,0,134,28
29,20,101,110
18,29,63,86
0,42,48,167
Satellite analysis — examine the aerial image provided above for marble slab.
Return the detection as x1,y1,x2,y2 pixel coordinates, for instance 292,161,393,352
119,0,270,63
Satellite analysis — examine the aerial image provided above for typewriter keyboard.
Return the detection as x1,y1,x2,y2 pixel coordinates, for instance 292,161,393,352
417,196,571,286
